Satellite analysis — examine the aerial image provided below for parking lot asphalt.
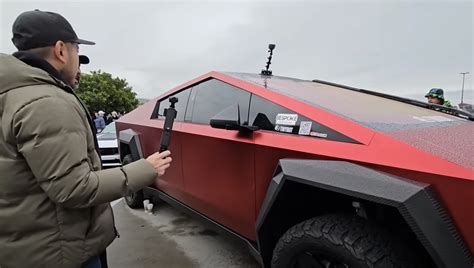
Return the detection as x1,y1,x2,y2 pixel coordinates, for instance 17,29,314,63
107,200,260,268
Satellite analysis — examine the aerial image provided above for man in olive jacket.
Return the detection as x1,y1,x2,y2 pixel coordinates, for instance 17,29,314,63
0,10,172,268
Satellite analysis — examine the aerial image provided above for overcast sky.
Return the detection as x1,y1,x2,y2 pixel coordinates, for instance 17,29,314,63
1,0,472,103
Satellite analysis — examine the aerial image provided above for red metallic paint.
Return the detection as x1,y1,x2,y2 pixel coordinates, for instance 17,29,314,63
116,71,474,254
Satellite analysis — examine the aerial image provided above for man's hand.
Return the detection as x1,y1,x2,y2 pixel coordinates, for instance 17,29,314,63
146,150,172,176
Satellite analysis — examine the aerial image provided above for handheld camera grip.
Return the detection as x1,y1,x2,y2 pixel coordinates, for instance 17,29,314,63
159,97,178,152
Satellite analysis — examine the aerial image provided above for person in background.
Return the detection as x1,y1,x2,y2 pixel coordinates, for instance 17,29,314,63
425,88,454,108
95,110,106,132
111,111,120,121
105,113,113,125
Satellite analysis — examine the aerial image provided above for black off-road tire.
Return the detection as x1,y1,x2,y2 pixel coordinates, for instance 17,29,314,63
122,154,144,209
271,214,422,268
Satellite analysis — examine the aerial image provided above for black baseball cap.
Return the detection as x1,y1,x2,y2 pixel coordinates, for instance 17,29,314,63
12,9,95,51
79,55,90,64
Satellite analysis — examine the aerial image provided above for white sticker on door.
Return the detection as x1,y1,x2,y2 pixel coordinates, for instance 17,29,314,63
310,131,328,138
275,125,294,133
298,121,312,135
276,113,298,126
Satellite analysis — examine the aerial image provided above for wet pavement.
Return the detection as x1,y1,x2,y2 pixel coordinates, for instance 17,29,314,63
108,199,260,268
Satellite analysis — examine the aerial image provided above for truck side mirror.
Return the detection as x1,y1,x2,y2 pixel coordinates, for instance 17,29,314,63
210,104,259,133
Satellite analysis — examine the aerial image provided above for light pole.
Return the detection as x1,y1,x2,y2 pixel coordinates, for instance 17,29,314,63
460,72,469,105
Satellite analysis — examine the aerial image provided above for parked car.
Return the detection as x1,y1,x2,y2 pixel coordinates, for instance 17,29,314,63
97,122,121,168
116,71,473,268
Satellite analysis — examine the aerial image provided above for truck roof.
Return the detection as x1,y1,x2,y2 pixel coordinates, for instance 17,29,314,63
225,72,473,170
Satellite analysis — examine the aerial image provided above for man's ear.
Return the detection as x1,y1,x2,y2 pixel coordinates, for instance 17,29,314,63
52,41,67,64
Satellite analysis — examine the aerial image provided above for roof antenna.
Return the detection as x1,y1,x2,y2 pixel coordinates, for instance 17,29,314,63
261,44,276,76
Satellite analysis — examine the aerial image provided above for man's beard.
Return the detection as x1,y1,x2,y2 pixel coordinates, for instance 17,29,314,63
59,69,76,89
73,78,80,90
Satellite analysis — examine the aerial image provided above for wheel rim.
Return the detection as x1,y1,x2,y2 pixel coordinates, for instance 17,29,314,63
291,251,349,268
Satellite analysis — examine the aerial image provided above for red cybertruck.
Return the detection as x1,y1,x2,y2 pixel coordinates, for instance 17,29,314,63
116,70,473,268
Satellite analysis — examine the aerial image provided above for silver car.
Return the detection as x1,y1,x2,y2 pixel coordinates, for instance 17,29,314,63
97,122,121,168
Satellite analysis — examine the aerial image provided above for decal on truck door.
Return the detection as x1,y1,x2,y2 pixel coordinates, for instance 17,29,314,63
298,121,312,135
276,113,298,126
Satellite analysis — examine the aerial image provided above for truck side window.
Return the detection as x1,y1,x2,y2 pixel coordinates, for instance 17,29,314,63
249,94,358,143
187,79,251,125
151,88,192,122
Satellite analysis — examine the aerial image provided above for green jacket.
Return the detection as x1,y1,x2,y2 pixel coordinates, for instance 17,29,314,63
0,53,157,267
443,99,453,108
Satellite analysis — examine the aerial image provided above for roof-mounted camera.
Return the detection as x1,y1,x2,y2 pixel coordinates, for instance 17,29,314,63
261,44,276,76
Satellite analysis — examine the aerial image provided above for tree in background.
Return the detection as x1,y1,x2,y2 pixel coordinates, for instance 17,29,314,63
76,70,140,114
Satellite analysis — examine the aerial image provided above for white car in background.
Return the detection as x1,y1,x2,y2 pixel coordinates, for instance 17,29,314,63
97,122,121,168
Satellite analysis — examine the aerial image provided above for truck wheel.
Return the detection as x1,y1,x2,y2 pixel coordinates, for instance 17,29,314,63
271,214,419,268
122,154,144,208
